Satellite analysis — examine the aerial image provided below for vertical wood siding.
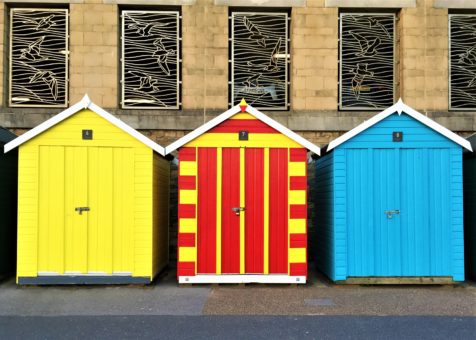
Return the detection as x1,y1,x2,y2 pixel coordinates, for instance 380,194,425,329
221,148,241,274
197,148,217,273
177,112,308,280
315,112,465,282
16,109,157,281
269,148,288,274
245,148,264,274
153,153,170,278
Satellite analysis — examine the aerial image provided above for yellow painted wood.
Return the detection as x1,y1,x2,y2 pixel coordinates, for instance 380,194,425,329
216,148,222,275
16,108,159,281
289,190,306,205
239,147,245,274
263,148,270,274
180,190,197,204
180,218,197,233
179,161,197,176
288,162,306,177
230,113,256,120
179,247,197,262
289,219,306,234
289,248,306,263
152,154,170,278
186,133,301,148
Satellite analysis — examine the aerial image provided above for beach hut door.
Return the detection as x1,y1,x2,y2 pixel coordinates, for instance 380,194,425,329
37,146,134,275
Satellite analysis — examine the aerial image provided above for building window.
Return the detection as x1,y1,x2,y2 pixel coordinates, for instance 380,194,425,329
230,11,290,110
449,14,476,110
9,8,69,107
339,13,395,110
121,10,181,109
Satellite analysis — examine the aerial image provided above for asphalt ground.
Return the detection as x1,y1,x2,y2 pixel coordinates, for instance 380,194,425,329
1,315,475,340
0,268,475,339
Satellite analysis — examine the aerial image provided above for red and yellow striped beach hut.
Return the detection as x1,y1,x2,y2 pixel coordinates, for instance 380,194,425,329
166,100,320,284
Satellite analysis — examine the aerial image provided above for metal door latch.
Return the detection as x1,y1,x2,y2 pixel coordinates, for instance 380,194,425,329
75,207,90,215
232,207,246,215
384,210,400,219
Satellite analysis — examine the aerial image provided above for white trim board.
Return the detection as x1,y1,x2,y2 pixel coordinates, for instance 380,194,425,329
327,99,473,152
4,94,166,156
165,103,321,155
178,275,306,284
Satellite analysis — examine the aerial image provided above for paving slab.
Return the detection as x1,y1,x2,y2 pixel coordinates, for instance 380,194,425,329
202,272,476,316
0,270,210,316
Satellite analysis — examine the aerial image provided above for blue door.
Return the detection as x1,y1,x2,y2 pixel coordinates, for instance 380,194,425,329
347,148,452,277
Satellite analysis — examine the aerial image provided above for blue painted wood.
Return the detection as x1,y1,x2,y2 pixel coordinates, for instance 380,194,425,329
314,112,465,282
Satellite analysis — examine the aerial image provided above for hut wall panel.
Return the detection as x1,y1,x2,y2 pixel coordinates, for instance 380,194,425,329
177,148,197,276
314,153,334,279
333,149,348,280
288,148,307,276
463,157,476,279
450,148,465,281
17,146,39,279
340,113,457,149
269,148,288,274
152,153,170,278
221,148,241,274
197,148,217,274
245,148,265,274
16,109,156,281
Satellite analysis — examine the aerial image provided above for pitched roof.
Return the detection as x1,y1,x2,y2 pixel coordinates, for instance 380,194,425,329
165,101,321,155
0,127,17,144
327,99,472,152
4,95,165,156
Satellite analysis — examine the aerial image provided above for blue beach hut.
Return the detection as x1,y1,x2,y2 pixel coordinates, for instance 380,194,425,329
314,100,472,283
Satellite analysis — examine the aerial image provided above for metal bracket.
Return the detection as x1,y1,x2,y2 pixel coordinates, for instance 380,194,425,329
384,210,400,219
232,207,246,216
75,207,90,215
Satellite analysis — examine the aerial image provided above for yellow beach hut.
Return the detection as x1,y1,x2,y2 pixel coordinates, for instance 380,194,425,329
4,95,170,284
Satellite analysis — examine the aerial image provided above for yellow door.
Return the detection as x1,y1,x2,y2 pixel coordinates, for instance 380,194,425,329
38,146,134,275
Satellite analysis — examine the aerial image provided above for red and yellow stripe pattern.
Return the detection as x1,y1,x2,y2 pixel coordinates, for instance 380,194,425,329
177,110,307,280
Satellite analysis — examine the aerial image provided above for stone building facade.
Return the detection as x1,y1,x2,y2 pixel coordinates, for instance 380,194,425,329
0,0,475,148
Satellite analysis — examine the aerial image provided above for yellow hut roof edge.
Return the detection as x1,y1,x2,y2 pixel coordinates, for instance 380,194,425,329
4,94,166,156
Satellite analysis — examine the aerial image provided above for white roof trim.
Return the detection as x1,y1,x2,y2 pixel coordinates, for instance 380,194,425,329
327,99,472,152
165,104,321,155
4,95,165,156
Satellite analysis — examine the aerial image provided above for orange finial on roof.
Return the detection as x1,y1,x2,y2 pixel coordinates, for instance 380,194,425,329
239,98,248,112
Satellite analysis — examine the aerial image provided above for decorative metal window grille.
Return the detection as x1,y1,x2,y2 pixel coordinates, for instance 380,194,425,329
339,13,395,110
9,9,68,107
121,10,180,109
449,14,476,110
230,12,289,110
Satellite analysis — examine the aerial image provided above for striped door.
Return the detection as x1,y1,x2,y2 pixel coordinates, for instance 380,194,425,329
196,147,290,275
37,146,134,275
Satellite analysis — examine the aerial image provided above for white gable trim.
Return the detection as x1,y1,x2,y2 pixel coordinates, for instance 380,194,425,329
327,99,472,152
165,104,321,155
4,95,165,156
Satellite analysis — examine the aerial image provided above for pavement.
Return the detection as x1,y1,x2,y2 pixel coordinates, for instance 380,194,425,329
0,268,475,339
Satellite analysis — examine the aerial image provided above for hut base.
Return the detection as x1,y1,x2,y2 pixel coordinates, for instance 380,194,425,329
18,275,151,285
339,277,457,285
178,275,306,284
